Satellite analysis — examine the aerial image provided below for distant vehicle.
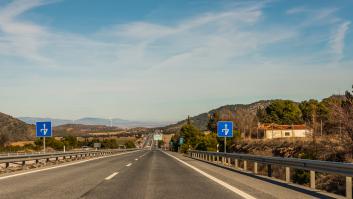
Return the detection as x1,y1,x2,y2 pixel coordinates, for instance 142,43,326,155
81,146,91,151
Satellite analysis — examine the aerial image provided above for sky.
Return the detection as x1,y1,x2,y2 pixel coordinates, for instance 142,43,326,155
0,0,352,122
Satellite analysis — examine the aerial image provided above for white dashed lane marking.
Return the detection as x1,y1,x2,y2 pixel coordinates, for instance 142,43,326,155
105,172,119,180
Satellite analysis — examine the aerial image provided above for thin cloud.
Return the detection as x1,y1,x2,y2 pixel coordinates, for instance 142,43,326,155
0,0,54,65
330,21,350,61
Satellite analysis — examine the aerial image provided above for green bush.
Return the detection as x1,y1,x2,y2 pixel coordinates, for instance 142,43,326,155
125,140,136,148
292,169,309,185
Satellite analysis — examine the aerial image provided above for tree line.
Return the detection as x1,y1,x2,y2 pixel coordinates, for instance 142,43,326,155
170,85,353,154
0,136,136,152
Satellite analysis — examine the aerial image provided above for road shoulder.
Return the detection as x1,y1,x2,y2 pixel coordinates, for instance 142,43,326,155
165,151,344,199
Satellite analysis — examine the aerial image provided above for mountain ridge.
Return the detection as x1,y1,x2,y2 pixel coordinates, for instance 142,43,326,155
18,117,170,128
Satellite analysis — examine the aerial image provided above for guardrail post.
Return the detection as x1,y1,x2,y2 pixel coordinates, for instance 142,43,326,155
5,162,9,168
267,165,272,177
227,158,231,166
285,167,290,182
254,162,258,174
235,159,238,168
243,160,247,171
346,177,352,199
310,170,316,189
22,160,26,169
212,155,215,162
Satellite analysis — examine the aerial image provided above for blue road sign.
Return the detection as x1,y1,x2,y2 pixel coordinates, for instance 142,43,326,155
36,122,52,137
217,121,233,137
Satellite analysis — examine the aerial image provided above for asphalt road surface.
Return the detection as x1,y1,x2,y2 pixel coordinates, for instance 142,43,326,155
0,150,343,199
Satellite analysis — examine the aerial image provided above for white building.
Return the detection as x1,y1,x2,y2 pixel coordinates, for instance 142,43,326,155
259,124,313,139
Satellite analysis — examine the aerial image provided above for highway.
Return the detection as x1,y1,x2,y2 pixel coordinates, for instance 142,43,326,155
0,149,342,199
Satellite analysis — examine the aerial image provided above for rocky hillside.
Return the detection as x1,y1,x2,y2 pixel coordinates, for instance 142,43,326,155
0,112,35,146
162,100,273,133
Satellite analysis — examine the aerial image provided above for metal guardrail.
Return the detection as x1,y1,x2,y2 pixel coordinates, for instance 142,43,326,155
189,150,353,199
0,148,139,166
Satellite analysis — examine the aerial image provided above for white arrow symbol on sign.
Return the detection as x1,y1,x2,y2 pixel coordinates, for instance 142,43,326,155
40,124,48,135
222,124,229,135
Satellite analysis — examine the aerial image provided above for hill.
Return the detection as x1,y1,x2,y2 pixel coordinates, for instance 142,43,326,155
0,112,35,146
18,117,72,126
162,100,273,133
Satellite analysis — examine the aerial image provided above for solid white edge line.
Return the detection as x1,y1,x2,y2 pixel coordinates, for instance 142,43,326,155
105,172,119,180
126,163,132,167
0,150,141,180
162,151,257,199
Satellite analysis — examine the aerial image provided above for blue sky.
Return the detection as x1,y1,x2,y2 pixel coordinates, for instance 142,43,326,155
0,0,352,122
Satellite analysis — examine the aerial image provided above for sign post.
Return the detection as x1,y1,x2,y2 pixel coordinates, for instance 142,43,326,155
36,122,52,153
217,121,233,153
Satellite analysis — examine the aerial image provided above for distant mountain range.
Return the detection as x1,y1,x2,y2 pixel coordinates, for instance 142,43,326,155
17,117,170,128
